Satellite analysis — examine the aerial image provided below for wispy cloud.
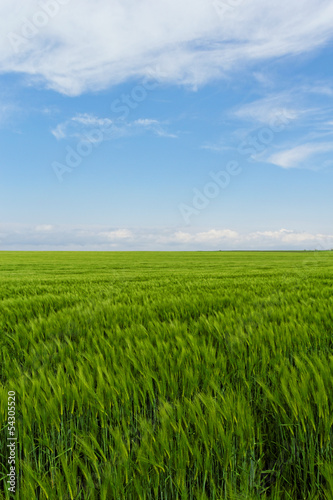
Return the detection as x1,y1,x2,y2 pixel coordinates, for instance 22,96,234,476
231,95,300,125
267,142,333,169
3,0,333,95
211,86,333,168
132,118,178,138
303,84,333,97
51,114,114,140
71,114,113,128
133,119,159,127
229,82,333,129
51,113,176,141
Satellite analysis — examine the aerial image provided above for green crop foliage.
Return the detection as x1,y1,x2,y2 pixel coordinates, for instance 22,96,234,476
0,251,332,499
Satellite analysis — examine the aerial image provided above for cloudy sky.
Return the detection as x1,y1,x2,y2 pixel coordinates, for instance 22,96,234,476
1,0,333,250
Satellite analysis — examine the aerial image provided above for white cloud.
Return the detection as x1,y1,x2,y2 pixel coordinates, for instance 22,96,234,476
132,118,178,138
133,119,159,126
100,229,133,240
51,113,114,140
305,84,333,96
35,225,53,232
250,229,326,243
2,0,333,95
71,114,113,128
267,142,333,168
1,224,332,250
232,95,300,125
224,88,333,168
51,113,176,141
170,229,239,243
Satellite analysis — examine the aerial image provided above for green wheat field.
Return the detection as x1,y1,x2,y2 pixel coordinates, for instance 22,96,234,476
1,251,333,499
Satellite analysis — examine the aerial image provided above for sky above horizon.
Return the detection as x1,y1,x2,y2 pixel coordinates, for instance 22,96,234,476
1,0,333,250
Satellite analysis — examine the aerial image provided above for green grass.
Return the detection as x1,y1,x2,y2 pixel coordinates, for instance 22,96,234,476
0,251,333,499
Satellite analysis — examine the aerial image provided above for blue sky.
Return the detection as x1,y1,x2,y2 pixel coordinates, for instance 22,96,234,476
1,0,333,250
